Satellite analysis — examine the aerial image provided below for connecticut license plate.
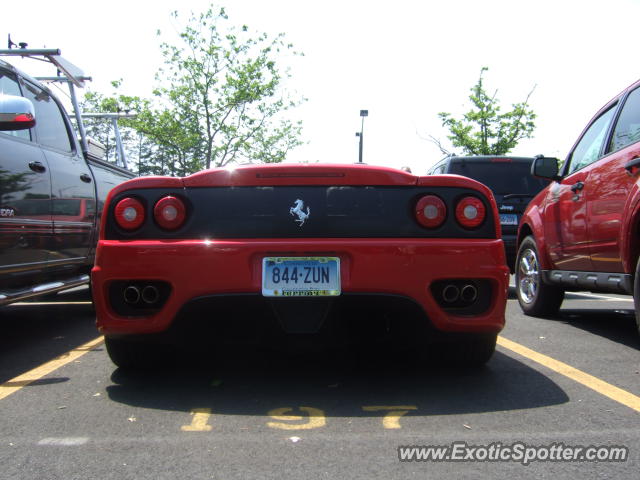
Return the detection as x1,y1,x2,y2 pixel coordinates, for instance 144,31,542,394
499,214,518,226
262,257,341,297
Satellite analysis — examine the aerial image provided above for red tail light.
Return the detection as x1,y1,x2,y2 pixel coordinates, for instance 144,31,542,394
455,196,486,228
114,198,145,230
154,196,186,230
415,195,447,228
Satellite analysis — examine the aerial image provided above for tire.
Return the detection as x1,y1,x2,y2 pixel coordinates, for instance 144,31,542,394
436,333,497,368
457,333,497,367
634,258,640,337
515,235,564,317
104,337,161,370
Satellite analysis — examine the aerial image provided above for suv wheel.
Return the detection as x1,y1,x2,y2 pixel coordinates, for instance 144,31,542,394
516,236,564,316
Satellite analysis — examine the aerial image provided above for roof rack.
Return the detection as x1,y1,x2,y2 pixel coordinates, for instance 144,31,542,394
0,48,87,87
82,113,137,169
0,46,131,170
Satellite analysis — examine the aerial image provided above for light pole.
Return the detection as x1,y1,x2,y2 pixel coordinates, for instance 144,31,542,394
356,109,368,163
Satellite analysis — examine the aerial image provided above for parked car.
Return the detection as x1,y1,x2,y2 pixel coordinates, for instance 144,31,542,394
427,155,550,271
91,164,510,368
515,78,640,335
0,48,134,305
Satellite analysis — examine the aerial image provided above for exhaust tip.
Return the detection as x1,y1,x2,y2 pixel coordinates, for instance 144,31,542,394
460,284,478,303
442,284,460,303
123,285,141,305
430,279,490,314
141,285,160,305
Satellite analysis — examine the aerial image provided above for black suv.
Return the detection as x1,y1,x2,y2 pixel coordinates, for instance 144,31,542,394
427,155,550,271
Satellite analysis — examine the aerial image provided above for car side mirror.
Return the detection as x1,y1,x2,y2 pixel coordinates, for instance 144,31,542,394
531,155,560,180
0,94,36,131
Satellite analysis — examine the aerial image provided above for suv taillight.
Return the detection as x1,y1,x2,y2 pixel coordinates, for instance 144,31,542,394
415,195,447,228
114,197,145,230
455,196,485,229
153,196,186,230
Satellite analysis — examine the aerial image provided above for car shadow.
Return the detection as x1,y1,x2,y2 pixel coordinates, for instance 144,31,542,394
508,285,638,349
105,347,570,418
555,308,639,350
0,296,98,383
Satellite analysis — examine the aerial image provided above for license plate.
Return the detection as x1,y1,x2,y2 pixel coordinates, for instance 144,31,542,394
499,214,518,226
262,257,341,297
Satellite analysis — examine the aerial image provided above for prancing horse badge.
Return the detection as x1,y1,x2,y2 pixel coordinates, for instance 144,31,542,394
289,199,310,226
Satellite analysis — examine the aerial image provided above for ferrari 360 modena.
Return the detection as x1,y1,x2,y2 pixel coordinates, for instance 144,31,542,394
91,164,509,368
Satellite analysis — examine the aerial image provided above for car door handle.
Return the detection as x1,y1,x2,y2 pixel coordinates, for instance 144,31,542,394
28,161,46,173
570,181,584,193
624,156,640,173
80,173,92,183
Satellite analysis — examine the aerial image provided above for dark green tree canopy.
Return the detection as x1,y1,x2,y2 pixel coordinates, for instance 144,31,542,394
438,67,536,156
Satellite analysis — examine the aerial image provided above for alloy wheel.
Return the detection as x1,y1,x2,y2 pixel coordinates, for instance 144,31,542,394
518,248,539,304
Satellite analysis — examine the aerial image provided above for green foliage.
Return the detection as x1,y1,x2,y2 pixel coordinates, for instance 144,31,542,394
438,67,536,155
81,85,137,163
155,6,305,170
82,5,305,175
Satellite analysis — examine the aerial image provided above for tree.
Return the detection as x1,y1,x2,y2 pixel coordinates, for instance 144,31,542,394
437,67,536,156
155,6,305,170
80,83,140,165
81,6,305,176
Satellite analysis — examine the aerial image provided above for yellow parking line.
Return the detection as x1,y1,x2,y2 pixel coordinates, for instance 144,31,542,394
0,336,104,401
498,336,640,413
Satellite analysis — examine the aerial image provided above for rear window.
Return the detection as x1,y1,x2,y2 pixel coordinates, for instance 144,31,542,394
447,161,548,195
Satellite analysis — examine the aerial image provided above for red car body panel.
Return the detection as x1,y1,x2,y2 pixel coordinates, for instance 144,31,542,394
541,170,593,271
518,192,553,270
183,163,417,187
92,164,509,339
587,141,640,273
93,238,508,336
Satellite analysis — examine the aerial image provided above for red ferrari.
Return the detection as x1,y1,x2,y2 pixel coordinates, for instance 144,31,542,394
91,164,509,368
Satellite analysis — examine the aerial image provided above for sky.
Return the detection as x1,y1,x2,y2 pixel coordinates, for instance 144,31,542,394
2,0,640,174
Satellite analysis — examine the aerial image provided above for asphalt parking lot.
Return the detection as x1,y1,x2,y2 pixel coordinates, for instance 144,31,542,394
0,285,638,479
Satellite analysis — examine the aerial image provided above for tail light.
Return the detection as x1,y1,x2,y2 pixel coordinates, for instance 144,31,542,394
415,195,447,228
114,197,145,230
455,196,486,228
154,196,186,230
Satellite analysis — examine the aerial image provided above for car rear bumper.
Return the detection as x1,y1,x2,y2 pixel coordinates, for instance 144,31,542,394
92,238,509,337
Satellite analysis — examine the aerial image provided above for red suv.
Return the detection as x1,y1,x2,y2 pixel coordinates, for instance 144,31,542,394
515,78,640,334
